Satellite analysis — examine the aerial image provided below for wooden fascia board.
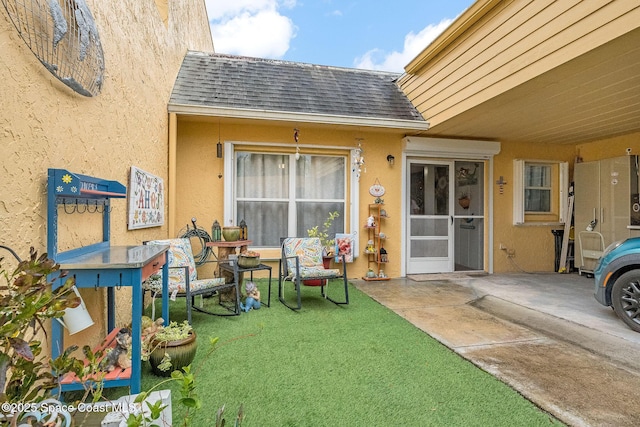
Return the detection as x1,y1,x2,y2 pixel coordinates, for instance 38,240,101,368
168,104,431,131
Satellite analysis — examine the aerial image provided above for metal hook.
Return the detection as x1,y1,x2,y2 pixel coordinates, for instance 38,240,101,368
63,199,76,214
87,200,98,213
76,200,87,214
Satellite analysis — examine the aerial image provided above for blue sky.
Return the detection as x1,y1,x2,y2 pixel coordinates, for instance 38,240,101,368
205,0,476,72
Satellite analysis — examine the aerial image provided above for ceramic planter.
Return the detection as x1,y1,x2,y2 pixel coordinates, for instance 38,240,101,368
222,226,241,241
149,330,197,376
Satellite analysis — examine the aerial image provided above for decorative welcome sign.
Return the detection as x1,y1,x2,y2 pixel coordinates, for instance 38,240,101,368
128,166,164,229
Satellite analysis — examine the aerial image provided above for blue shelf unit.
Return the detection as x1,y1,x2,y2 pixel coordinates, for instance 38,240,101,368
47,168,169,394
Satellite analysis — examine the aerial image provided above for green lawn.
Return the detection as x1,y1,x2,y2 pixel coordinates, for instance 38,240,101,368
140,280,563,426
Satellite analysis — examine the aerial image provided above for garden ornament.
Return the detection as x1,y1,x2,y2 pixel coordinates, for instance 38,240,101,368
240,281,261,312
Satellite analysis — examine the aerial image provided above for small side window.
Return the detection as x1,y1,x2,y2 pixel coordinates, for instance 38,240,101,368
513,160,568,225
524,163,552,213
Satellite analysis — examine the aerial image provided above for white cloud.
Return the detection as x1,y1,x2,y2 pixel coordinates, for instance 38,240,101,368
206,0,297,59
354,19,454,72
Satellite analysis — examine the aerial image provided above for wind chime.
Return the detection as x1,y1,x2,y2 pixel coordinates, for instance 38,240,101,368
353,139,365,180
294,128,300,160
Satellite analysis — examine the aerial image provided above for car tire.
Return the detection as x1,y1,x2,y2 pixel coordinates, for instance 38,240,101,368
611,270,640,333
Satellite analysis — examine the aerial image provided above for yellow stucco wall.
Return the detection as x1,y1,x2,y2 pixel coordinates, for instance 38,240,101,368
576,131,640,162
492,141,576,273
174,119,405,280
0,1,213,351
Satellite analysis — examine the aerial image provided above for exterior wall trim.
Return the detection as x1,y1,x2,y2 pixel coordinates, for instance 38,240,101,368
168,105,431,131
403,137,501,158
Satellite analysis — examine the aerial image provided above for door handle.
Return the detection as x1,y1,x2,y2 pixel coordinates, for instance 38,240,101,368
450,216,453,225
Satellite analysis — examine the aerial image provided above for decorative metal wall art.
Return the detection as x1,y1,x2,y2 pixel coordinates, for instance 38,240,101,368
1,0,104,96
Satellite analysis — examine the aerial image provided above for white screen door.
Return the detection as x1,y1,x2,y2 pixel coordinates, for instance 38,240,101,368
407,160,484,274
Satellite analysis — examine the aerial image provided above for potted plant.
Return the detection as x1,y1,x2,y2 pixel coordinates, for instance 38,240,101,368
307,211,340,261
0,247,93,424
142,318,198,377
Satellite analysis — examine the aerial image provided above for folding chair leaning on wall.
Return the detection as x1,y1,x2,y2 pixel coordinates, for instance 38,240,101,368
143,238,240,323
278,237,349,310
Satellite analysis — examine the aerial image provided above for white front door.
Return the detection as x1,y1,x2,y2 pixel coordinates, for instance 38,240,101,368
406,159,485,274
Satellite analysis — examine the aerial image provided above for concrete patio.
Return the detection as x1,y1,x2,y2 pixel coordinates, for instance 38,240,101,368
354,272,640,427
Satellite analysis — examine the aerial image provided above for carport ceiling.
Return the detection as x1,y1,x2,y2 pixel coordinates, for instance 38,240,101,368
423,27,640,145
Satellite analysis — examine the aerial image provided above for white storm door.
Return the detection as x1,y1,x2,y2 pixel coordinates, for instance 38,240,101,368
407,160,454,274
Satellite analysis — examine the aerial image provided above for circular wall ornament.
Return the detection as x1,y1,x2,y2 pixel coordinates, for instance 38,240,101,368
1,0,104,96
369,179,385,197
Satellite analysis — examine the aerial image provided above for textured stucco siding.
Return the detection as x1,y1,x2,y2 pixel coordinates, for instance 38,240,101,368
0,0,213,349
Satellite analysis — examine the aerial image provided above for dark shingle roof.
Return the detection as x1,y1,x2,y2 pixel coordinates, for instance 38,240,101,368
169,52,426,125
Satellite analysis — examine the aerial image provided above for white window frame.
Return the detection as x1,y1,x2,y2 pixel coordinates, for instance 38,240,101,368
513,159,569,225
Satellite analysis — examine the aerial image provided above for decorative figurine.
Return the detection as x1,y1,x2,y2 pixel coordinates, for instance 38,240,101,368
367,215,376,227
380,246,388,262
366,240,375,253
240,281,261,312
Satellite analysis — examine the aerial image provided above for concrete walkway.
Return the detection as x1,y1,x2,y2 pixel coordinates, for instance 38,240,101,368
354,273,640,427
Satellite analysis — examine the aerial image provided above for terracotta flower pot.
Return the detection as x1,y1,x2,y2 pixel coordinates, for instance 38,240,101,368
149,330,197,376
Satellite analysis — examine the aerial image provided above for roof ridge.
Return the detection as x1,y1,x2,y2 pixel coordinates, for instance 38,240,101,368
186,50,401,77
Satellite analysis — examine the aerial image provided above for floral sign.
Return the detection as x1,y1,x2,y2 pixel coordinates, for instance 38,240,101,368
128,166,164,229
335,233,354,263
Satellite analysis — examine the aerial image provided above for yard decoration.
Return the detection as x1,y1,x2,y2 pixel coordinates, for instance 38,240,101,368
240,281,261,312
100,328,133,372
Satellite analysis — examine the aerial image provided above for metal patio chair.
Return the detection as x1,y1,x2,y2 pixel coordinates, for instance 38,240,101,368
144,238,240,323
278,237,349,310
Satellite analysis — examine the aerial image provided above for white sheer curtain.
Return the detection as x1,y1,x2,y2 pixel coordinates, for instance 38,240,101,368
235,152,345,247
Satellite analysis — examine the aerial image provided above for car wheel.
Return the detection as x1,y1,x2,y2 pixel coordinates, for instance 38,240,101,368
611,270,640,332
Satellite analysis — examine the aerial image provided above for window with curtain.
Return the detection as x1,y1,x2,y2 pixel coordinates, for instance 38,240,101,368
513,159,568,225
524,163,552,213
235,152,346,247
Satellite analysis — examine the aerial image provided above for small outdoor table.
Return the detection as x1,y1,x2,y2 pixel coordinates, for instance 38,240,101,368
206,240,253,281
219,261,272,307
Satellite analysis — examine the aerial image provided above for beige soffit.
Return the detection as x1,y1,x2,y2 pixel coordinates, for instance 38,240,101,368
168,104,431,131
404,0,500,74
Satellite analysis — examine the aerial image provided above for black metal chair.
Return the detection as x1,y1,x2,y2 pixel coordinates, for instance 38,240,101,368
278,237,349,310
144,238,240,323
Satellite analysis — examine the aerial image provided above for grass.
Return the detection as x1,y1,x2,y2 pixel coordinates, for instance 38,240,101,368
140,280,563,426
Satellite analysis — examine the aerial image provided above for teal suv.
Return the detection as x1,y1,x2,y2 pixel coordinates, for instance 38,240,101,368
595,237,640,332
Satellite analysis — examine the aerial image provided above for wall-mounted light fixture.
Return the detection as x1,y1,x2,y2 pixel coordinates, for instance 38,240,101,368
386,155,395,165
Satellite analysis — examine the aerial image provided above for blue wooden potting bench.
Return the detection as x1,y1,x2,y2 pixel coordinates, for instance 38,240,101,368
47,168,169,394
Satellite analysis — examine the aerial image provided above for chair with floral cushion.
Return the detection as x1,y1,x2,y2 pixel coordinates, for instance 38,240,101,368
278,237,349,310
144,238,240,323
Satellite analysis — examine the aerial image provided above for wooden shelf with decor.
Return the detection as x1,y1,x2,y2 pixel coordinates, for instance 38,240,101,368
362,203,390,281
